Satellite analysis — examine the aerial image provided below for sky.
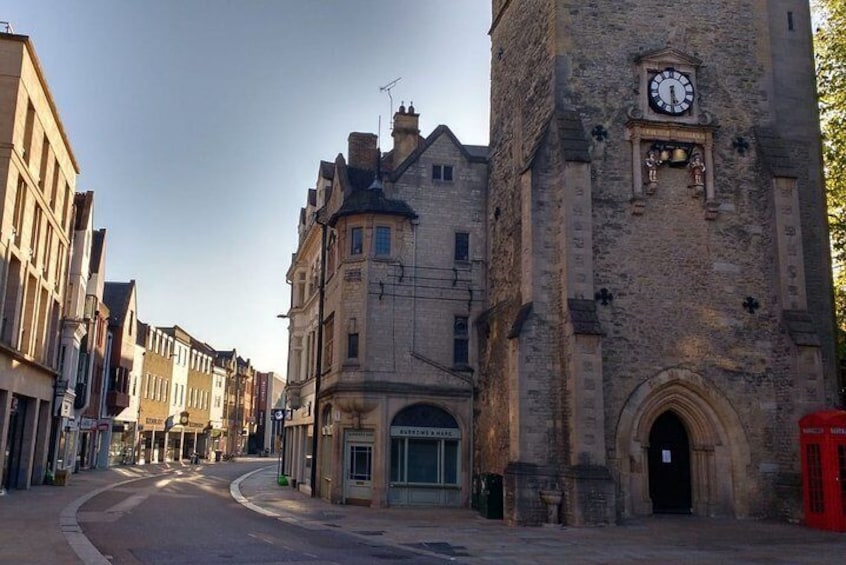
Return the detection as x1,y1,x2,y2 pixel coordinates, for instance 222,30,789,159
3,1,492,374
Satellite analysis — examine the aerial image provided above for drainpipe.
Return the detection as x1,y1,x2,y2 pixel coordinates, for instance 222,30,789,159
310,213,328,497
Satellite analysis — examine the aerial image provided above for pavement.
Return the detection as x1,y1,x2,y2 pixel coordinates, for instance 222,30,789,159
2,458,846,564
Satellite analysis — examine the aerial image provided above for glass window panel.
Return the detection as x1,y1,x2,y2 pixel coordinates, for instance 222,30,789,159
349,445,372,481
454,232,469,261
807,443,824,513
444,440,458,484
391,438,405,482
375,226,391,256
407,439,439,483
350,227,363,255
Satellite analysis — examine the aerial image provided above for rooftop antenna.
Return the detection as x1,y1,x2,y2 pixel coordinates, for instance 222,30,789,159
379,77,401,138
0,21,15,34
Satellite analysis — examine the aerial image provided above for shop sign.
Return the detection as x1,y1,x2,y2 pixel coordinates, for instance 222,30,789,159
58,397,73,418
346,429,374,442
390,426,460,439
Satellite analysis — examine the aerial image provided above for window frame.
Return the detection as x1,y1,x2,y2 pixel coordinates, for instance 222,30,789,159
374,225,391,257
350,226,364,256
453,315,469,367
454,232,470,262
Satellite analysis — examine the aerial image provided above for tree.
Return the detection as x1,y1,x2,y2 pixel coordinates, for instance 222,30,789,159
814,0,846,398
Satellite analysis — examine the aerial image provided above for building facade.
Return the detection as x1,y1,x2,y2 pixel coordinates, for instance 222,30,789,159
283,107,488,506
102,280,137,465
475,0,838,525
0,32,78,490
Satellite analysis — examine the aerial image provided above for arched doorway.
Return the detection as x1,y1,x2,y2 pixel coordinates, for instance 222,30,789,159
648,411,692,514
615,368,752,518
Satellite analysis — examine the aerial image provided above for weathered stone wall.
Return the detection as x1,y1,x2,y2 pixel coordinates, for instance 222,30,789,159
479,0,556,485
482,0,837,523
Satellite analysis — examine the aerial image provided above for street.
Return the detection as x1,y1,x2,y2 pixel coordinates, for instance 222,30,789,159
78,461,441,564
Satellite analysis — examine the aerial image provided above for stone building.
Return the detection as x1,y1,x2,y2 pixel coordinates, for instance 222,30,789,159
102,280,138,465
137,323,176,464
217,349,254,457
0,31,79,490
283,106,488,506
475,0,839,525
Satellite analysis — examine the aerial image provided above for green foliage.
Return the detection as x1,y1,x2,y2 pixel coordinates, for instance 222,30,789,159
816,0,846,361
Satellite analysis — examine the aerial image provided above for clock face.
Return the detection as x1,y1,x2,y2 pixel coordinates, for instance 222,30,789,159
648,69,694,115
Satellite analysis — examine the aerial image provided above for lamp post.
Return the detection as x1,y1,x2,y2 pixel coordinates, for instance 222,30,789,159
310,212,328,498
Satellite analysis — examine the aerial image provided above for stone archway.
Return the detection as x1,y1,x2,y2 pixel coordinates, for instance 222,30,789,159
615,368,752,518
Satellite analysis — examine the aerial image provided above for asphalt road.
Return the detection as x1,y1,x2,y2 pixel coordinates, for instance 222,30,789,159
78,461,442,564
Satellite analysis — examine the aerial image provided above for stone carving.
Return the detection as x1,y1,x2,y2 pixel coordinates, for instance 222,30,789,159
688,149,705,196
644,149,661,194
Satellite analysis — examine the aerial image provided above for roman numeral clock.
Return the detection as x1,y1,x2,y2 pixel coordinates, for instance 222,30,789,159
625,48,717,218
648,68,695,115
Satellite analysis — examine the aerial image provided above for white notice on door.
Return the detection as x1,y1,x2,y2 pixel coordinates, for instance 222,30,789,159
662,449,671,463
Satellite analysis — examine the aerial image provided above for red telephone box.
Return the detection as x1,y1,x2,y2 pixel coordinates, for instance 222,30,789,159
799,409,846,532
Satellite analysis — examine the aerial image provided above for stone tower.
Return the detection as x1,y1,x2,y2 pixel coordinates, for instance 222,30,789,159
477,0,839,525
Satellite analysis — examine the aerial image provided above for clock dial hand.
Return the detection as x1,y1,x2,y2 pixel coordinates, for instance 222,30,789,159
670,84,678,105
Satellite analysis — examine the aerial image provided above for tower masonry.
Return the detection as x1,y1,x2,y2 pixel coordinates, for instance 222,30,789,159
477,0,837,525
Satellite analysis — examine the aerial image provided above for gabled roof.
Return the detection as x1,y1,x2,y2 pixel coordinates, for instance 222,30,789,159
90,229,106,276
389,124,487,182
103,280,135,327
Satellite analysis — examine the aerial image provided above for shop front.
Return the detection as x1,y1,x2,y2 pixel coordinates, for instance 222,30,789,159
388,404,461,506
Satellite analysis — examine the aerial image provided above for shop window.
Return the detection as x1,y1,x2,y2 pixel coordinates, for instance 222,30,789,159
390,404,460,486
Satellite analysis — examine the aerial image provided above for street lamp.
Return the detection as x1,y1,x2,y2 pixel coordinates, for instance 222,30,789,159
310,212,328,498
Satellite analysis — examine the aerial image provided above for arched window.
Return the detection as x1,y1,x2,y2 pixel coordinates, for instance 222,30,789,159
390,404,460,486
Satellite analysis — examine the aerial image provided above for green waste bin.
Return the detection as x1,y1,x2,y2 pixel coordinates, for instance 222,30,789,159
478,473,503,519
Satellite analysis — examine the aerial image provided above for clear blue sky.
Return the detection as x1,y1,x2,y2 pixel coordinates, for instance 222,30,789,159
3,1,492,373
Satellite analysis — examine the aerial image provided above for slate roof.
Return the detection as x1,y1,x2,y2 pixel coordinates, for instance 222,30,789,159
464,144,489,160
90,229,106,275
103,280,134,327
327,156,418,226
329,187,418,226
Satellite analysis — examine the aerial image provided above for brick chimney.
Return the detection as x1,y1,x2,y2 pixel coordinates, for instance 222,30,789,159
392,102,420,167
347,132,379,170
